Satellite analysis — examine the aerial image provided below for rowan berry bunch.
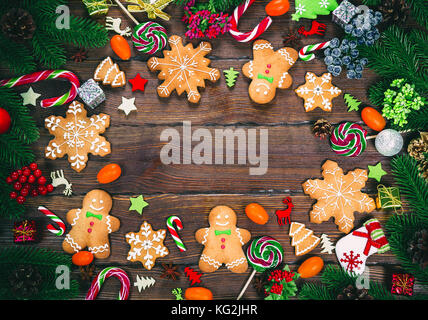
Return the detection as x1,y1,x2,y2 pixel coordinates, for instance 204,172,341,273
6,163,54,204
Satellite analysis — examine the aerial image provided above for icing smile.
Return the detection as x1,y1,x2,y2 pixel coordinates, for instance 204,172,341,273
216,221,230,226
89,204,104,211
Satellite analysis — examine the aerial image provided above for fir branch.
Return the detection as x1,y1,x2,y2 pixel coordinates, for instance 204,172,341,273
321,264,355,296
386,213,428,285
0,88,39,144
298,283,334,300
362,0,381,5
41,15,108,49
391,155,428,219
0,135,35,169
391,107,428,131
405,0,428,29
0,34,36,75
32,31,67,69
367,78,395,106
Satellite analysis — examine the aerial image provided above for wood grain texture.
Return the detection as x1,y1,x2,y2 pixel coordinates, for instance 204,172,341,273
0,0,423,300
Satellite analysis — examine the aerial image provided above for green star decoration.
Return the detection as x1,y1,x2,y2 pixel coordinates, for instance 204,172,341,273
129,195,149,214
368,162,388,182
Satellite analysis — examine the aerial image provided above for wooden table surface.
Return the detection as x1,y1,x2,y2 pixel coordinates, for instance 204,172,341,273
0,0,421,300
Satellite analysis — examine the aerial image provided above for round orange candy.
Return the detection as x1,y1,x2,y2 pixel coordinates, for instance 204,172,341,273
297,256,324,278
265,0,290,16
245,203,269,225
97,163,122,184
361,106,386,131
72,251,94,266
110,35,131,60
185,287,213,300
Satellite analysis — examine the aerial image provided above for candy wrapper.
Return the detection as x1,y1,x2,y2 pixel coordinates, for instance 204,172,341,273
78,79,106,109
391,273,414,296
82,0,112,16
13,220,37,243
376,185,402,210
332,0,357,28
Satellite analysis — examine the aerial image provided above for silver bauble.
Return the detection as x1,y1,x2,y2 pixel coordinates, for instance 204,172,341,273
375,129,403,157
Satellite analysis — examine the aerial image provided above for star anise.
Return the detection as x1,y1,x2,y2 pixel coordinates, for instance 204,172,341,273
160,263,181,280
282,28,302,47
253,275,268,297
79,264,95,281
71,49,88,63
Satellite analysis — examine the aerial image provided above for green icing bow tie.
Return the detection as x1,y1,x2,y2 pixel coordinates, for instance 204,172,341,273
215,229,231,236
86,211,102,221
258,73,274,83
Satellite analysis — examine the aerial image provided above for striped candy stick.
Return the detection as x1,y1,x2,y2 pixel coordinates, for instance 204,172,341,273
38,205,66,236
166,215,186,252
298,41,331,61
86,267,130,300
0,70,80,108
229,0,273,42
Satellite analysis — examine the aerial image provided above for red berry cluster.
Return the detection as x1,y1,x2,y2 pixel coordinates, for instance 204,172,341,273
6,163,54,204
267,269,295,283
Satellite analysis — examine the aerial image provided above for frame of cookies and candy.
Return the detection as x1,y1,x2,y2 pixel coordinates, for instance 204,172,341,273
0,0,427,302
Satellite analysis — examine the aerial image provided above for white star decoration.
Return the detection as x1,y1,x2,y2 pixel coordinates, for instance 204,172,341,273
21,87,41,106
118,97,137,116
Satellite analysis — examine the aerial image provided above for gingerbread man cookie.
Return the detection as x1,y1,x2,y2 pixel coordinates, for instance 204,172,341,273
62,189,120,259
195,206,251,273
242,40,298,104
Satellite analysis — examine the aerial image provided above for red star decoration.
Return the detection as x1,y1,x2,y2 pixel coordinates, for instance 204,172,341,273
129,73,148,92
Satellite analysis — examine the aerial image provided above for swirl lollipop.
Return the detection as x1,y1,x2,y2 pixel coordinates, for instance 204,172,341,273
237,236,283,300
330,122,367,157
113,0,167,54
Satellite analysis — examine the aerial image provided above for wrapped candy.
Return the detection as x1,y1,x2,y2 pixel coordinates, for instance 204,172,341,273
13,220,37,243
391,273,414,296
376,185,402,210
332,0,357,28
82,0,113,16
77,79,106,109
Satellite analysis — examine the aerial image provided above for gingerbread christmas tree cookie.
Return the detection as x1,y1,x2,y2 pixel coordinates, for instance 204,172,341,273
44,101,111,172
302,160,376,234
147,35,220,104
295,72,342,112
289,222,320,256
94,56,126,88
126,221,169,270
242,39,298,104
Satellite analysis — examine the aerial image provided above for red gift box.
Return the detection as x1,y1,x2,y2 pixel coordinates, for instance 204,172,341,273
391,273,414,296
13,220,37,243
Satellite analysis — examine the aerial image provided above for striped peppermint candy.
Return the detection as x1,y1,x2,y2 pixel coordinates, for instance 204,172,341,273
166,215,186,252
0,70,80,108
229,0,272,42
330,122,367,157
132,22,168,54
246,236,283,272
38,205,66,236
298,40,331,61
86,267,130,300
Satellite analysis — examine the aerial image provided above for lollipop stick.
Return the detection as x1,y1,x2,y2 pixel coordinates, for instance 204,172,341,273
113,0,139,25
237,269,257,300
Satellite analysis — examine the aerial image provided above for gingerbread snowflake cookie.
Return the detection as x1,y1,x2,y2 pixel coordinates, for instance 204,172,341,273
126,221,169,270
44,101,111,172
302,160,376,234
295,72,342,112
147,35,220,103
242,39,298,104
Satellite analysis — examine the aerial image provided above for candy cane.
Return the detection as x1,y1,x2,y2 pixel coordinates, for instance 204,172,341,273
38,205,66,236
229,0,272,42
0,70,80,108
86,267,130,300
166,215,186,252
298,41,331,61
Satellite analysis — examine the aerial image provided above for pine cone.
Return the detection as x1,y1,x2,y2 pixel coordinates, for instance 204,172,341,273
378,0,411,25
312,119,333,140
336,284,374,300
407,229,428,269
0,8,36,42
419,160,428,181
8,265,42,298
408,137,428,162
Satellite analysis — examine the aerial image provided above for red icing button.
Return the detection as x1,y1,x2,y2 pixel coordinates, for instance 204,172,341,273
265,70,269,74
87,228,92,233
90,222,94,226
221,238,225,242
267,64,271,68
221,245,225,249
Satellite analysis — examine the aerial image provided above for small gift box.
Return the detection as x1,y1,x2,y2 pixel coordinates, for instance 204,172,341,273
78,79,106,109
82,0,112,16
376,185,402,210
391,273,414,296
332,0,357,28
13,220,37,243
